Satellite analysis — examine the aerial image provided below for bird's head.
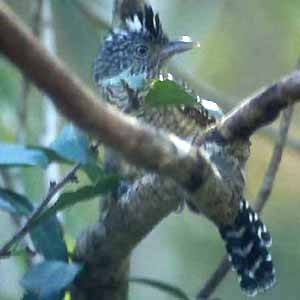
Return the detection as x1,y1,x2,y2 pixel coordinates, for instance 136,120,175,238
93,5,199,92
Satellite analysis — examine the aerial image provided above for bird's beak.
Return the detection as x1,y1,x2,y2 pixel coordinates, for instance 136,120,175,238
159,36,200,61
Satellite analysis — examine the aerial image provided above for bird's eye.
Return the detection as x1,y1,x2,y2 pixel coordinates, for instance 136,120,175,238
136,45,148,57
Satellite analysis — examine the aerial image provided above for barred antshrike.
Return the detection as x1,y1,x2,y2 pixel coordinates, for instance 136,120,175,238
93,4,275,297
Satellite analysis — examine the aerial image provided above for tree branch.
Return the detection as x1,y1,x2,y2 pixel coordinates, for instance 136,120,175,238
72,174,187,300
217,77,297,140
197,105,294,299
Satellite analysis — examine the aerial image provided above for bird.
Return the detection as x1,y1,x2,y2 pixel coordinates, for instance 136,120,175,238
92,3,275,297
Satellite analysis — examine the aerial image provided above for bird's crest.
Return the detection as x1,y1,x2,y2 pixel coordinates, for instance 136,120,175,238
121,5,165,40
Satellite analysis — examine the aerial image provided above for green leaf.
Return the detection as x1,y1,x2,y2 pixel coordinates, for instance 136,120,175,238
21,292,40,300
0,143,49,168
33,175,119,227
30,146,67,164
145,80,195,107
22,290,61,300
46,175,119,211
0,188,67,261
49,124,103,182
49,125,93,164
30,147,103,183
0,188,33,216
31,216,68,262
129,277,191,300
21,261,82,299
82,163,104,183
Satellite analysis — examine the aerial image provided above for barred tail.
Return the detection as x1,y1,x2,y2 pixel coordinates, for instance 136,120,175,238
219,199,276,297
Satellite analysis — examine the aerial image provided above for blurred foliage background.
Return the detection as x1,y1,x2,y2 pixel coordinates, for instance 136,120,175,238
0,0,300,299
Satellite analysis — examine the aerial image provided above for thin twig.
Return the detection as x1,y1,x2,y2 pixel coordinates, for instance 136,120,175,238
40,0,62,195
16,0,43,143
197,105,294,299
255,105,294,211
16,79,30,143
0,163,81,258
262,126,300,152
32,0,43,38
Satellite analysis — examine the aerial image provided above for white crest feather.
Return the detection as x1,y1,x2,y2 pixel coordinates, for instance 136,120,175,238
126,15,143,32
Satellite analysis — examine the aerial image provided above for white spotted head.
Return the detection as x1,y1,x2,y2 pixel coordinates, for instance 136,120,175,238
93,5,199,89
